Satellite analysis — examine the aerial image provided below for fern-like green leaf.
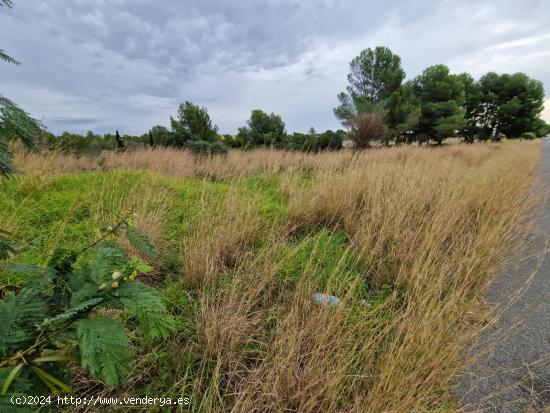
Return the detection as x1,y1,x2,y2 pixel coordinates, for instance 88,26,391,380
0,137,17,176
0,96,41,177
88,245,127,283
0,49,19,65
114,282,175,339
0,396,33,413
41,297,104,329
125,227,159,260
77,317,132,386
4,265,54,294
0,287,48,357
70,281,102,307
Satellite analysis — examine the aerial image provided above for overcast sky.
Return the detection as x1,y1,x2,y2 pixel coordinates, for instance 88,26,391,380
1,0,549,135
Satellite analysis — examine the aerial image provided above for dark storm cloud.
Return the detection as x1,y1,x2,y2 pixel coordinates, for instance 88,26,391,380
0,0,549,134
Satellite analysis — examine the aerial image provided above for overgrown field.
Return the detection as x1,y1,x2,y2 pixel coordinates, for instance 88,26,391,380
0,142,541,412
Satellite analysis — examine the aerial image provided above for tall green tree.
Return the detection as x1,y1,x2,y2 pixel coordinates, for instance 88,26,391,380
385,81,421,144
477,72,544,138
170,101,218,146
149,125,171,146
411,64,465,144
457,72,484,143
334,46,405,128
237,109,286,147
0,0,42,176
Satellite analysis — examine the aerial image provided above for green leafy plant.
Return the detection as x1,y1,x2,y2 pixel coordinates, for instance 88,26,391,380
1,1,42,177
520,131,536,140
0,212,175,405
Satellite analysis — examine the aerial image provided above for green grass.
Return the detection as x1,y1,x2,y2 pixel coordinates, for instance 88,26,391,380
0,172,286,282
0,167,447,413
0,171,296,407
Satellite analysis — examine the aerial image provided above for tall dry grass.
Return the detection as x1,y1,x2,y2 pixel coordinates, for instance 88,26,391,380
127,142,537,412
13,142,541,412
14,147,347,179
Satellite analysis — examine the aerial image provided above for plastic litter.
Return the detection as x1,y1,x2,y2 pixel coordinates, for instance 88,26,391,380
312,292,341,306
360,299,372,308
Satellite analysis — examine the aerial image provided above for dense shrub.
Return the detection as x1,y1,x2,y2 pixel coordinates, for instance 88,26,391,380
285,130,345,152
351,112,385,148
0,214,174,402
520,132,536,140
186,139,211,154
209,141,229,155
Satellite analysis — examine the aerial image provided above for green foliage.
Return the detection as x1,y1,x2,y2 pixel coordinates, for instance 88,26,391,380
0,216,175,396
77,317,132,387
114,282,176,339
411,64,466,144
0,97,42,176
334,46,546,144
149,124,171,146
0,230,15,260
126,227,159,260
534,118,550,137
170,101,219,145
185,139,230,155
0,0,42,177
185,139,211,155
346,46,405,103
285,129,345,152
478,72,545,138
278,229,364,290
0,285,49,357
237,109,286,147
88,244,127,283
209,140,229,155
0,49,19,65
457,72,484,142
520,132,536,140
334,46,405,129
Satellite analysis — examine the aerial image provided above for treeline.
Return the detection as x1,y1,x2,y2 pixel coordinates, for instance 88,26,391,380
36,46,549,155
335,47,549,147
36,103,346,155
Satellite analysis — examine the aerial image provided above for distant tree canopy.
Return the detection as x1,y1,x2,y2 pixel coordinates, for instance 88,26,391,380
411,64,466,144
170,101,219,145
334,46,547,145
5,43,546,159
236,109,286,147
476,72,545,139
39,99,346,155
149,125,171,147
334,46,405,128
285,129,346,152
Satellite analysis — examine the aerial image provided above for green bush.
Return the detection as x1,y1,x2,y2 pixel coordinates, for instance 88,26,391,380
0,213,175,403
520,132,536,140
209,141,229,155
185,140,211,154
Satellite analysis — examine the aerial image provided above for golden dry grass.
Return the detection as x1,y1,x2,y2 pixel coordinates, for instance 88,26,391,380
8,141,542,412
15,146,348,179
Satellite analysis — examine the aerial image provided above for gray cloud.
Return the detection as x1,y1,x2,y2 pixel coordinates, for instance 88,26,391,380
0,0,549,135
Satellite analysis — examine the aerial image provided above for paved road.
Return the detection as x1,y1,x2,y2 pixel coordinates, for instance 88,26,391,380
455,140,550,412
